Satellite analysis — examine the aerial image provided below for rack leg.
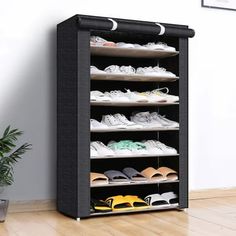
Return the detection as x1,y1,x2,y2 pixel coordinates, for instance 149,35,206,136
76,218,81,221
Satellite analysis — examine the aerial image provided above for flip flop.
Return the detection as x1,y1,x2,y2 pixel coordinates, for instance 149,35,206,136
91,198,112,212
104,170,131,184
141,167,167,182
161,192,179,206
144,194,170,207
157,167,178,181
122,167,147,182
105,195,133,211
124,195,149,210
90,172,109,186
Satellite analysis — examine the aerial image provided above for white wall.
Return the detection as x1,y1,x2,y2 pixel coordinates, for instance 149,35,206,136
0,0,236,201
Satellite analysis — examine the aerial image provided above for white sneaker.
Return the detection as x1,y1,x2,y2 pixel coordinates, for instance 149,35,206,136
101,115,127,129
153,66,176,77
133,44,147,50
90,145,98,157
140,91,167,103
154,141,177,154
91,141,114,156
113,113,143,129
156,42,176,52
131,112,163,128
119,66,136,75
144,42,176,52
156,115,179,128
104,65,124,75
90,66,106,74
90,36,116,47
125,89,149,103
90,119,109,130
104,90,130,102
136,66,175,78
142,140,165,155
151,87,179,103
144,42,165,50
149,112,170,127
116,42,135,48
90,91,112,102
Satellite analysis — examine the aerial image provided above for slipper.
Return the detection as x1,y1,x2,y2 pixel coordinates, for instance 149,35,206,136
122,167,147,182
144,194,170,207
90,36,116,47
141,167,167,182
105,195,133,211
90,172,109,186
124,195,149,210
157,167,178,181
91,198,112,212
161,192,179,205
104,170,131,184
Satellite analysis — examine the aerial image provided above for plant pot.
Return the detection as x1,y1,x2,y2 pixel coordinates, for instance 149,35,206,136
0,200,9,222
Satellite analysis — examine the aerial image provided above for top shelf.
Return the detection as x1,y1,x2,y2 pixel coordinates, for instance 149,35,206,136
90,46,179,58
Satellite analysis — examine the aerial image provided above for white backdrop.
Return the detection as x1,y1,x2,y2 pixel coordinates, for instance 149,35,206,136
0,0,236,200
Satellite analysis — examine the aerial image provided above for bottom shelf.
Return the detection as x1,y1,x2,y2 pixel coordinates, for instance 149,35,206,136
90,204,179,217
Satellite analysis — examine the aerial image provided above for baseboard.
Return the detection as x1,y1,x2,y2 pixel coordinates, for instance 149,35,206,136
189,187,236,200
8,188,236,213
8,200,56,213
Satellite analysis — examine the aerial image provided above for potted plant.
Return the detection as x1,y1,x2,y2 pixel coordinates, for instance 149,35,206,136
0,126,31,222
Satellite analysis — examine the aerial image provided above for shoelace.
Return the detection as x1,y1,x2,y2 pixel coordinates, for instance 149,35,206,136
152,87,169,95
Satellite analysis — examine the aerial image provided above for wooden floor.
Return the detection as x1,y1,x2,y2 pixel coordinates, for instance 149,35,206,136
1,196,236,236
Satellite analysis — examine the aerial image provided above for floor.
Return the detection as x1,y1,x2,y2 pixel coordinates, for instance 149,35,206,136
1,197,236,236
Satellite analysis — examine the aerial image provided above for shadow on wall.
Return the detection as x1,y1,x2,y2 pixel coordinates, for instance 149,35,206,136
0,27,57,201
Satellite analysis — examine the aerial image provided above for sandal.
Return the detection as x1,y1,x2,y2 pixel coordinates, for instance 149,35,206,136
104,170,131,184
141,167,166,182
161,192,178,205
90,172,108,186
124,195,149,210
105,195,133,211
144,194,170,207
157,167,178,181
91,198,112,212
122,167,147,182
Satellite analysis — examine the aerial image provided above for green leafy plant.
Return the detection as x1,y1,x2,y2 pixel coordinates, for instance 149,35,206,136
0,126,31,186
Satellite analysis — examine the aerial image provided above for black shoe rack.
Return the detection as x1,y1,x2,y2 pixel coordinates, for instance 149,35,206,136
57,14,195,219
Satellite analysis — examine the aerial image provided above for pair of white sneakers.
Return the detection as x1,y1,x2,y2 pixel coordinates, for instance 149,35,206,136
91,90,149,103
91,65,176,78
90,114,142,130
131,112,179,128
143,140,177,155
116,42,176,52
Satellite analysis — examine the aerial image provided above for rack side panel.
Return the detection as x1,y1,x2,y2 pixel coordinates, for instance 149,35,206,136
179,37,189,208
57,16,90,218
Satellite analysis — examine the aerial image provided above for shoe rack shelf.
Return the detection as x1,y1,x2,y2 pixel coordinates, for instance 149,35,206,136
91,154,179,160
91,180,180,188
91,101,179,106
57,14,194,219
91,204,179,217
91,45,179,58
91,73,179,82
91,128,179,132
